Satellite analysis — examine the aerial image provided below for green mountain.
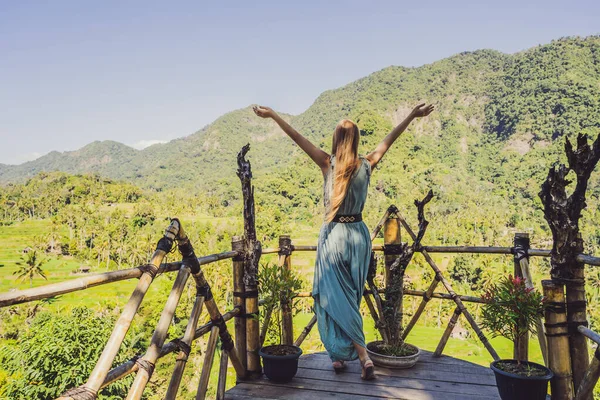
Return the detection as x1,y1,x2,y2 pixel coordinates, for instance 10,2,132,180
2,36,600,237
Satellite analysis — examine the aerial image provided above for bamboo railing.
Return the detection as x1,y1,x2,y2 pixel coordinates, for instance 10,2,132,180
4,141,600,399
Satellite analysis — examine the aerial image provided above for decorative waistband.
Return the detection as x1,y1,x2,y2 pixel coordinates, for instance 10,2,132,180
332,214,362,223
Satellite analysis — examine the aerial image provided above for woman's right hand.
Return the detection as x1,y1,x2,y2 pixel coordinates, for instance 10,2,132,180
253,105,275,119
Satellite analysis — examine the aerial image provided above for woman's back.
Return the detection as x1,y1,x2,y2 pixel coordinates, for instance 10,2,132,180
323,156,371,217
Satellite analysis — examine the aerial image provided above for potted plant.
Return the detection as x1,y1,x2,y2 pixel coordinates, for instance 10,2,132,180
481,275,553,400
257,262,304,382
366,193,432,368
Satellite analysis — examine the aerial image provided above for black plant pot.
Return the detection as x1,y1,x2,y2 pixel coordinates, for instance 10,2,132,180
490,359,553,400
259,345,303,383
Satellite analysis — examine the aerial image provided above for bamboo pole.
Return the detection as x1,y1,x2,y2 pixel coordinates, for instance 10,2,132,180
566,235,590,395
433,307,462,357
543,279,574,400
245,283,261,377
294,288,487,304
371,205,396,241
195,326,220,400
164,282,206,400
101,306,242,389
126,264,192,400
575,354,600,400
232,236,247,376
575,326,600,400
383,216,402,288
2,251,237,309
402,277,441,340
514,233,549,365
397,212,500,361
195,270,246,378
513,233,529,362
279,235,294,345
294,314,317,347
216,349,229,400
59,220,180,400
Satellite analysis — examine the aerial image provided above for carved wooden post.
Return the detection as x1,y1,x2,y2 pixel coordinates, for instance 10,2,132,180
384,216,401,287
232,236,247,376
539,133,600,394
513,233,529,362
543,279,574,400
237,144,262,377
279,235,294,345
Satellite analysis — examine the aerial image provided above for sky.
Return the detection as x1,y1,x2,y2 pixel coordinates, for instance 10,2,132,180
0,0,598,165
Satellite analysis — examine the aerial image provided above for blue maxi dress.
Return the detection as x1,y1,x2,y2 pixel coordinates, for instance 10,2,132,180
312,155,372,361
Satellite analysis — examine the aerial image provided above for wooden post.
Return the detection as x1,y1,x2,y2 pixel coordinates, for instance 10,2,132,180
514,232,549,366
245,282,261,377
383,216,402,287
568,236,590,396
513,233,529,362
237,144,262,378
543,279,574,400
195,326,220,400
232,236,247,376
279,235,294,345
216,349,229,400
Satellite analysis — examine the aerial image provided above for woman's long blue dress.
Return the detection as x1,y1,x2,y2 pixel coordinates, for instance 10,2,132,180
312,155,371,361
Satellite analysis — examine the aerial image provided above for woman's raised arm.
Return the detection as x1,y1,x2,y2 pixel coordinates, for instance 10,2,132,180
366,103,434,169
253,105,330,174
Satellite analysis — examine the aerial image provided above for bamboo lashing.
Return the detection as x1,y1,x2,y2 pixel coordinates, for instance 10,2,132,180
196,326,220,400
543,279,574,400
58,219,180,400
397,212,500,361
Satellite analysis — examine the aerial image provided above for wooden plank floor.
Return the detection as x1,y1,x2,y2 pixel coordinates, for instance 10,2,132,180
226,350,501,399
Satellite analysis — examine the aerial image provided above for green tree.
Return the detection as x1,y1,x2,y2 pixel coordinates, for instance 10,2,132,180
0,308,138,400
14,251,47,287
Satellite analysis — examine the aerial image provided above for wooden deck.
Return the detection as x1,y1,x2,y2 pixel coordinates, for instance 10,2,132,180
226,350,501,399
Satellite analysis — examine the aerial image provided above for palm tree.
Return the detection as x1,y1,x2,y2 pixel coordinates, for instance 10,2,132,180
15,251,47,287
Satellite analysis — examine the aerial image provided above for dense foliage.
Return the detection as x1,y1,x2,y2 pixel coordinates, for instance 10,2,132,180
481,275,544,344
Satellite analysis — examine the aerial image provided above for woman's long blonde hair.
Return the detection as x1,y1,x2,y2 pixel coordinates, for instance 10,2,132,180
326,119,361,222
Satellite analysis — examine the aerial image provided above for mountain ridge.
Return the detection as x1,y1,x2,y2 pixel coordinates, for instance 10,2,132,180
1,36,599,192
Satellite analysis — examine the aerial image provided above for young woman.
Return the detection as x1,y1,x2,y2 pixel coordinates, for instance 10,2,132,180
253,103,434,380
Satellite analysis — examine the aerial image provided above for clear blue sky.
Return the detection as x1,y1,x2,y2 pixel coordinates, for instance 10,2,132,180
1,0,598,165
